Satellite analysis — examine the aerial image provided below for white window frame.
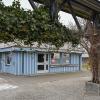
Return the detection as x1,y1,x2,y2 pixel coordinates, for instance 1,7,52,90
37,53,49,73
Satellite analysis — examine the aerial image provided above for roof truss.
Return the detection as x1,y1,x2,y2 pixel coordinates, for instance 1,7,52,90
33,0,100,20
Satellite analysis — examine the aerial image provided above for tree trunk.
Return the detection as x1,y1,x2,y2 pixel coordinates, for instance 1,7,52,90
97,44,100,83
89,34,100,84
90,47,99,83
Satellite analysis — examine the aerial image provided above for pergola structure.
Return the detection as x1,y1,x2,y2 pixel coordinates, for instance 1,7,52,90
28,0,100,83
28,0,100,30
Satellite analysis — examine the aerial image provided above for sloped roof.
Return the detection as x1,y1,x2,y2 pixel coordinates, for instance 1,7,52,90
0,43,83,53
34,0,100,19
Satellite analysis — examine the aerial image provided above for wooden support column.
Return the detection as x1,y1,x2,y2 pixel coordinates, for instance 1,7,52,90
67,0,82,31
49,0,58,21
89,13,100,83
97,42,100,82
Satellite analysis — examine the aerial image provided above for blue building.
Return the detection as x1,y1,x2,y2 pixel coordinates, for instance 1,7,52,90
0,46,82,75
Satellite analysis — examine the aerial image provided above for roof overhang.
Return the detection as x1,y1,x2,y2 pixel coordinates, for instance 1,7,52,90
33,0,100,20
0,46,83,54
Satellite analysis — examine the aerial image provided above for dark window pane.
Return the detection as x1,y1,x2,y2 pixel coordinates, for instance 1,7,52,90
46,54,48,61
7,56,11,64
5,53,11,65
46,65,48,70
38,65,44,70
51,53,54,59
38,54,44,62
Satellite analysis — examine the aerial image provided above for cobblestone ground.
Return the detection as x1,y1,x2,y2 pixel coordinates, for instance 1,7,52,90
0,71,100,100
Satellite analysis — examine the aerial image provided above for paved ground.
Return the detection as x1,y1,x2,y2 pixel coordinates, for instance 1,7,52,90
0,71,100,100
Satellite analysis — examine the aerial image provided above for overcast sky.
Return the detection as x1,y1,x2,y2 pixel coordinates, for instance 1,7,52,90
2,0,75,26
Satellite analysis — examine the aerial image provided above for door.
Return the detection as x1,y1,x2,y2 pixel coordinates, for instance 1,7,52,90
37,53,49,73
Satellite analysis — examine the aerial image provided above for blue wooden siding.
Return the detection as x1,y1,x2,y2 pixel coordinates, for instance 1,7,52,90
0,52,16,74
22,52,36,75
15,52,22,75
15,52,36,75
49,66,79,73
70,53,81,69
0,52,36,75
34,53,37,74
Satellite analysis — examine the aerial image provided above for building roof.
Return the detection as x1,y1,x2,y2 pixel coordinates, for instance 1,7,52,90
0,46,83,54
0,42,84,53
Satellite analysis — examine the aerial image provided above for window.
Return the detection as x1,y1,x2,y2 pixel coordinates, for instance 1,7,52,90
46,65,48,70
62,53,70,64
46,54,48,61
38,65,44,70
38,54,44,63
51,53,60,64
5,53,12,65
50,53,70,65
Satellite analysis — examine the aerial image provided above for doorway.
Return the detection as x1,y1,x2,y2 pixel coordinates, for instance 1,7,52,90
37,53,49,73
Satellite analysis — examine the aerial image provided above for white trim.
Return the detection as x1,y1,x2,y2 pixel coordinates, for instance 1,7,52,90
37,53,49,73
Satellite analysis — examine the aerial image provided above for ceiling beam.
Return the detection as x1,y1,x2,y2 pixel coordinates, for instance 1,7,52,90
67,0,82,31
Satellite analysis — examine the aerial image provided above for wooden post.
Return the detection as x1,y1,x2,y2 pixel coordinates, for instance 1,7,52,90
97,44,100,82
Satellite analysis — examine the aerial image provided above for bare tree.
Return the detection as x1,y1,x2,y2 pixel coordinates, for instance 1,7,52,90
68,19,100,83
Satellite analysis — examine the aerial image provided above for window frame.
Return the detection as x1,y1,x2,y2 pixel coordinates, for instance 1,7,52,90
50,53,70,65
5,52,12,66
50,53,61,64
63,53,70,64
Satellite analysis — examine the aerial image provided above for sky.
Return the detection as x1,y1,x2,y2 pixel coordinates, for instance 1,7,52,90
2,0,75,26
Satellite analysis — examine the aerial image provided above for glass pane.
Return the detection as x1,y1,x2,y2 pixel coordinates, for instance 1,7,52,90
7,56,11,64
51,53,60,64
46,54,48,61
46,65,48,70
38,65,44,70
38,54,44,63
63,54,69,64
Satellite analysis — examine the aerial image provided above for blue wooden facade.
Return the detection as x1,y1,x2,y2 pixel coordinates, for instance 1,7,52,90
0,46,82,75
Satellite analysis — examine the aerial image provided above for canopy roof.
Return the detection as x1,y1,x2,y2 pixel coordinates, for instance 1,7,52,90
33,0,100,20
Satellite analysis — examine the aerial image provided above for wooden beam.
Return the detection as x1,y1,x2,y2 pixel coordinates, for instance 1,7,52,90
33,0,100,19
67,0,82,31
74,0,100,13
28,0,37,9
49,0,57,21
